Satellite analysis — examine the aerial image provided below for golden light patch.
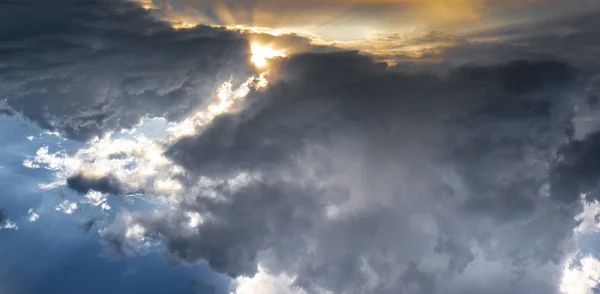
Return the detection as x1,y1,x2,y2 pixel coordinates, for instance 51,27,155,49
250,43,287,68
136,0,156,10
133,0,548,66
133,0,543,44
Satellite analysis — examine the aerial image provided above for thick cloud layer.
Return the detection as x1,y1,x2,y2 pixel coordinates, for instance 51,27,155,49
95,51,599,293
8,1,600,294
0,0,251,140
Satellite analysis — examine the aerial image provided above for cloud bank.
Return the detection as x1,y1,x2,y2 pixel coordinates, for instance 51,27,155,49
6,1,600,294
0,0,251,141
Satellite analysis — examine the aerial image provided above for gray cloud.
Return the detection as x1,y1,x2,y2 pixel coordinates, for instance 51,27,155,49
0,0,252,141
108,50,597,294
66,173,125,195
8,1,600,293
443,9,600,68
552,131,600,204
106,180,326,277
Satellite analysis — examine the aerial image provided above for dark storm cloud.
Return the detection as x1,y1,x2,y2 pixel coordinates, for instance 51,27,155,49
66,173,125,195
167,55,576,177
0,0,252,141
552,131,600,204
11,1,600,293
110,48,596,293
166,51,389,175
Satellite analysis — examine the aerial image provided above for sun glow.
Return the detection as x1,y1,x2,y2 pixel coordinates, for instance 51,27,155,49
250,43,286,68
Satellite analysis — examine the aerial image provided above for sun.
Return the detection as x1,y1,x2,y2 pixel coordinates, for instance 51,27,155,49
250,43,286,68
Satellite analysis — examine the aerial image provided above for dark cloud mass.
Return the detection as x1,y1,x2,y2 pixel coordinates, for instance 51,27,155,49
0,0,251,140
156,52,588,294
6,1,600,294
553,131,600,204
66,173,125,195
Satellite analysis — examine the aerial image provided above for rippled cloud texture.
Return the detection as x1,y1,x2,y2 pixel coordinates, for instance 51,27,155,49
3,0,600,294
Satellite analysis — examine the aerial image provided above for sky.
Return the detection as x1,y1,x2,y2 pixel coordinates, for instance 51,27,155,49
2,0,600,294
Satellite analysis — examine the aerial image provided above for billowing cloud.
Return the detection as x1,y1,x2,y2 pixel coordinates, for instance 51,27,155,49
0,0,252,141
9,1,600,294
103,52,597,293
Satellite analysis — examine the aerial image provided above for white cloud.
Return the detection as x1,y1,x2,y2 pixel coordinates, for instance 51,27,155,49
561,254,600,294
28,209,40,222
576,197,600,235
185,211,203,229
101,203,112,211
234,265,310,294
55,200,78,215
84,191,108,206
23,159,40,169
81,191,112,211
0,219,18,230
42,130,66,140
24,135,184,201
